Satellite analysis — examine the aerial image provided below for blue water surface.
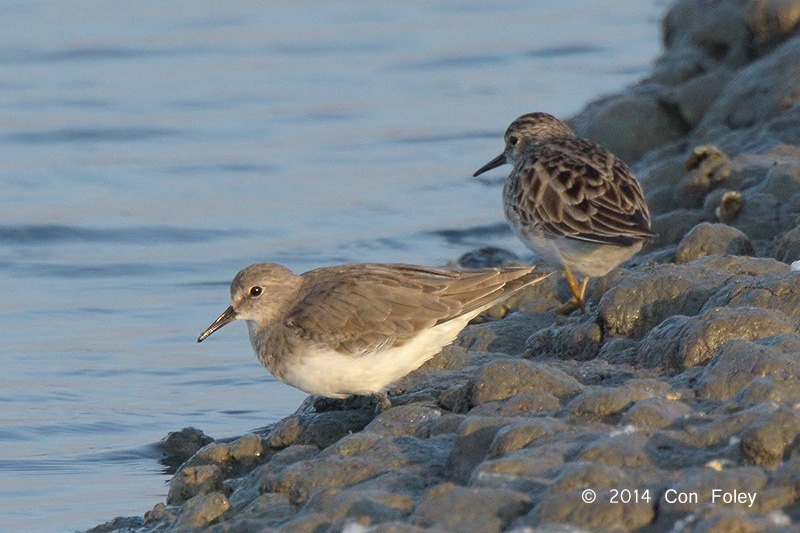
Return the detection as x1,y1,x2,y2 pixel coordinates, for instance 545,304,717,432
0,1,666,530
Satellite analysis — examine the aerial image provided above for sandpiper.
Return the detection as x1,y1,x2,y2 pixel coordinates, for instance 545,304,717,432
474,112,654,312
198,262,547,407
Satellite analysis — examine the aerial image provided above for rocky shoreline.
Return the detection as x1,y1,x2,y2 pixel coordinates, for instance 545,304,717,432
90,0,800,531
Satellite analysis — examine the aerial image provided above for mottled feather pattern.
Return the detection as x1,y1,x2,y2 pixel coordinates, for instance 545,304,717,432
508,137,653,246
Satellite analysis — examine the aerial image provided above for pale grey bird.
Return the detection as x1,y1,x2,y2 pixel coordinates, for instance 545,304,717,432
198,262,548,407
474,112,654,313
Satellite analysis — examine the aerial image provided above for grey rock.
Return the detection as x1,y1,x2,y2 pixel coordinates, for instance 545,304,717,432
571,86,687,163
599,255,789,339
266,410,374,450
447,416,511,483
703,271,800,318
620,397,694,428
566,380,670,419
658,467,768,514
487,417,567,456
745,0,800,48
363,403,443,437
578,429,652,468
525,317,603,362
167,464,225,506
695,335,800,401
468,391,561,417
741,407,800,469
637,306,796,372
649,209,707,249
456,312,556,355
158,427,214,470
674,69,732,127
676,222,754,263
471,359,583,406
412,482,532,533
174,491,230,531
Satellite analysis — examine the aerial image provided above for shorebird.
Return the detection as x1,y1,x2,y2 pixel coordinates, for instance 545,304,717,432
474,112,654,312
198,262,548,407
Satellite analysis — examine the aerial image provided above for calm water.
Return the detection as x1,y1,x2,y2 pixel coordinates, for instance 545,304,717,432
0,1,665,531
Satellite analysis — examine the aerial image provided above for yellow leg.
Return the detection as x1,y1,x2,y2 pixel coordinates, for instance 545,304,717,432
554,265,587,314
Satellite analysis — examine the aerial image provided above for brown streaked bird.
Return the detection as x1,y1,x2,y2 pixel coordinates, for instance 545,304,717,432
474,112,654,313
198,262,548,407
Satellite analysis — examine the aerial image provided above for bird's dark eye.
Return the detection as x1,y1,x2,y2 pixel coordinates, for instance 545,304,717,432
249,286,263,297
508,135,519,146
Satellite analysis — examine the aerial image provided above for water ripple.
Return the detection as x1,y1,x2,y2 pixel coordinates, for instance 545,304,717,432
0,224,241,245
5,127,178,144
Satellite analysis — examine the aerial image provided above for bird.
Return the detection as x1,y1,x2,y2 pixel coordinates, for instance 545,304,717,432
473,112,654,313
197,262,548,408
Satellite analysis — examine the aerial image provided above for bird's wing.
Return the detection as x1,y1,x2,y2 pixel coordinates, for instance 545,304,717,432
511,138,655,246
283,263,545,356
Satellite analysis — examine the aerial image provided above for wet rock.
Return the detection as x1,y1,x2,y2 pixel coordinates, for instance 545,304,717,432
304,488,413,525
266,410,374,450
694,335,800,401
174,491,230,531
412,482,532,533
620,397,694,428
470,359,582,406
674,70,732,127
456,246,522,268
158,427,214,471
566,380,670,419
703,271,800,318
362,403,443,437
578,428,652,468
524,317,603,361
470,446,566,491
740,407,800,469
637,306,796,372
487,417,567,456
571,85,687,163
468,391,561,417
696,38,800,135
456,312,556,355
447,416,511,483
167,464,225,506
675,222,754,263
86,516,144,533
261,433,450,504
524,461,655,530
599,255,790,339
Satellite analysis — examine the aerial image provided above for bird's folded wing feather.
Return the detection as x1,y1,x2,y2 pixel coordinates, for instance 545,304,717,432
282,264,539,356
514,139,655,246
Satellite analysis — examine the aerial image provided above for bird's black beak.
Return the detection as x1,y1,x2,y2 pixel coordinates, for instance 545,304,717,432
197,305,237,343
473,153,507,177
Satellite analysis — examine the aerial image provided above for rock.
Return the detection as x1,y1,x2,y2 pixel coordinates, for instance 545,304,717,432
599,255,790,339
571,86,686,163
487,417,567,456
658,467,768,514
447,416,511,483
620,397,694,428
456,312,556,355
167,464,225,506
740,407,800,469
578,428,652,468
467,391,561,417
412,483,532,533
694,335,800,401
266,410,374,450
456,247,522,268
566,380,670,419
674,70,732,127
363,403,443,437
158,427,214,471
304,488,413,525
470,359,582,406
675,222,754,263
524,462,655,530
703,271,800,318
636,306,797,372
174,492,230,531
649,209,707,248
524,317,603,361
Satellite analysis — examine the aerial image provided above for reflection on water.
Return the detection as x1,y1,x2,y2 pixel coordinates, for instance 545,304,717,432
0,1,666,530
